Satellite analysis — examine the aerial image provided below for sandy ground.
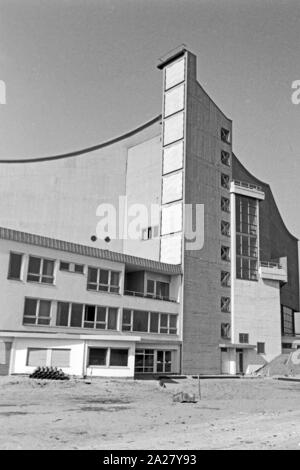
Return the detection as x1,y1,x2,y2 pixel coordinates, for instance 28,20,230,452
0,375,299,450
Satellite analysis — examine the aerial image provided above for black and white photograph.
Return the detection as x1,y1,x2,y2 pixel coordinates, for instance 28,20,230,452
0,0,300,453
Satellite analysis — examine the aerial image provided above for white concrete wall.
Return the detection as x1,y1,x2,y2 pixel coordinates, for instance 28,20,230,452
11,337,137,377
123,136,162,260
0,238,180,332
234,277,282,364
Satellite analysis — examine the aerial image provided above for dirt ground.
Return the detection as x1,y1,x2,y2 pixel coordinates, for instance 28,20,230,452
0,375,299,450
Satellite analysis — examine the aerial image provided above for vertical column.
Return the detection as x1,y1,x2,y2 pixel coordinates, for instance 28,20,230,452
230,189,236,344
159,53,187,265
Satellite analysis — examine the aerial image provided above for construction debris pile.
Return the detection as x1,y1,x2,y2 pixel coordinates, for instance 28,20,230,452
29,366,70,381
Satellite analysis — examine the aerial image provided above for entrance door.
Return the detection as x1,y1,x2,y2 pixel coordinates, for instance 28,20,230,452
157,350,172,373
0,342,12,375
236,349,244,374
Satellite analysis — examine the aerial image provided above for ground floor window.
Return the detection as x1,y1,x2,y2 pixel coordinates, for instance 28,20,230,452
135,349,154,373
26,348,70,367
26,348,47,367
88,347,129,367
134,349,173,373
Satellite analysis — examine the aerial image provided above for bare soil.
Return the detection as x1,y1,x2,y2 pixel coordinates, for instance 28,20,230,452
0,376,299,450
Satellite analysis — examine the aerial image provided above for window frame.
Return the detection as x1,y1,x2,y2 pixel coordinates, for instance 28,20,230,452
27,255,55,285
87,266,121,294
221,150,231,166
23,297,52,326
122,309,177,335
7,251,24,281
239,333,249,344
221,128,231,143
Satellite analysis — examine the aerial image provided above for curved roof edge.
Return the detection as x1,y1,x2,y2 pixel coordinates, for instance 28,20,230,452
0,115,162,164
195,81,232,123
233,153,299,242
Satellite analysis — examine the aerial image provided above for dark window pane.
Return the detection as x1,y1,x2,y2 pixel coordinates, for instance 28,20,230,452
96,306,106,322
169,315,177,329
74,264,84,273
160,314,168,327
56,302,69,326
39,300,51,318
23,317,36,325
88,348,107,366
110,349,128,367
42,259,54,277
133,310,148,332
28,256,41,275
24,298,37,317
85,305,95,322
8,253,23,279
87,267,97,283
100,270,109,284
122,309,131,325
157,282,169,299
147,280,155,294
110,271,119,286
70,303,83,327
107,308,117,330
60,262,69,271
150,312,159,333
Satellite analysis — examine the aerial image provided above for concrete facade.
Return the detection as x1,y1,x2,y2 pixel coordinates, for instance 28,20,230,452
0,47,299,377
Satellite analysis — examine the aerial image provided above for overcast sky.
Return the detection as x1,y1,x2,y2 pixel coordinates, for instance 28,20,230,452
0,0,300,238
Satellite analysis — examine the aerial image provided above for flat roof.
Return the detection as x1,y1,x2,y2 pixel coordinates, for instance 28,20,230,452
0,226,182,275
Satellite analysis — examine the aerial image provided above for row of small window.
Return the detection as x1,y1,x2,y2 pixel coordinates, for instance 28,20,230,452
8,253,121,293
23,298,178,335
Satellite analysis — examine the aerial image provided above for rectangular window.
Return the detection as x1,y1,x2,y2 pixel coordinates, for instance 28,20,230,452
51,349,70,368
257,342,265,354
59,261,84,274
239,333,249,344
221,296,231,313
221,271,230,287
221,173,230,190
221,245,230,262
27,256,55,284
221,150,231,166
56,302,83,328
83,305,118,330
27,348,47,367
221,323,231,339
221,128,230,143
157,350,172,373
135,349,154,373
8,252,23,280
88,348,107,366
221,220,230,237
221,196,230,213
122,310,177,335
109,349,128,367
87,267,120,294
142,226,159,240
23,298,51,326
281,305,294,336
147,279,170,300
236,195,258,281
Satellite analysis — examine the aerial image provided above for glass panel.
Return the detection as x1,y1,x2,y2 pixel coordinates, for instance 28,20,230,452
8,253,23,279
24,298,37,317
110,271,119,286
109,349,128,367
87,267,97,283
85,305,95,322
74,264,84,273
56,302,69,326
42,259,54,277
88,348,107,366
157,282,169,299
160,314,168,327
70,303,83,327
150,312,159,333
133,310,148,332
122,309,131,324
60,262,70,271
100,270,109,284
38,300,51,319
96,306,106,322
147,280,155,294
28,256,41,275
107,308,117,330
169,315,177,329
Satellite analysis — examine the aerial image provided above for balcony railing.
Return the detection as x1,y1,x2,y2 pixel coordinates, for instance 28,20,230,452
260,261,282,269
234,180,263,192
124,290,177,303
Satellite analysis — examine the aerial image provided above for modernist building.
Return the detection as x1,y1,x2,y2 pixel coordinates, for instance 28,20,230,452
0,46,299,377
